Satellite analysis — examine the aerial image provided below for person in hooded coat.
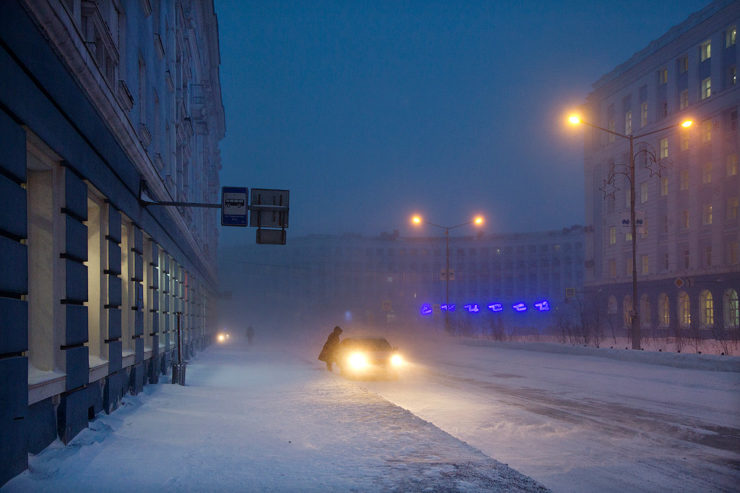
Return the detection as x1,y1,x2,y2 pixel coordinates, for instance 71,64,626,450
318,326,343,371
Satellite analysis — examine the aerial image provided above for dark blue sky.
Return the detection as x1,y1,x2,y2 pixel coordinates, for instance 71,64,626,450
215,0,709,243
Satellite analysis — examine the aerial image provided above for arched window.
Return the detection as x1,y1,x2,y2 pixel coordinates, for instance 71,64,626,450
607,295,618,315
640,294,651,329
678,291,691,328
724,289,739,329
658,293,670,327
623,295,633,329
700,290,714,327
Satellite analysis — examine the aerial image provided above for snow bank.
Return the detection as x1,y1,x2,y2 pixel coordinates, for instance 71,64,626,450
458,339,740,372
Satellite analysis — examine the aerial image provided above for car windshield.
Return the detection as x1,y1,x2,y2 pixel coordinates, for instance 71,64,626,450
341,338,392,351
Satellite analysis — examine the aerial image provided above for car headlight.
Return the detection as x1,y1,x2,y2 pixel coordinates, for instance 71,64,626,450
348,352,369,370
390,353,404,367
217,334,226,343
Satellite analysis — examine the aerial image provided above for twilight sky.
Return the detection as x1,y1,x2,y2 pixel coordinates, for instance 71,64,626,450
215,0,710,244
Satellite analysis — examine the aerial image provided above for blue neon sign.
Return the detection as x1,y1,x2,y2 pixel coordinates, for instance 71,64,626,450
487,303,503,312
440,304,456,312
512,302,527,312
420,304,432,316
464,303,480,313
534,300,550,311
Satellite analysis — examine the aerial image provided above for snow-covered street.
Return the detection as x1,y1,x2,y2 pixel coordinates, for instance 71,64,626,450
2,340,545,492
363,336,740,492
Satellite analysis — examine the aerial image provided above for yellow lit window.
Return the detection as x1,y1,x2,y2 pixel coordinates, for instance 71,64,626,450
660,177,668,196
660,138,668,158
658,68,668,84
641,255,649,275
625,110,632,135
727,26,737,48
680,90,688,110
701,290,714,327
727,154,738,176
701,77,711,99
679,292,691,328
728,197,739,220
680,169,689,190
678,55,688,73
609,226,616,245
702,204,713,225
700,40,711,61
702,119,712,143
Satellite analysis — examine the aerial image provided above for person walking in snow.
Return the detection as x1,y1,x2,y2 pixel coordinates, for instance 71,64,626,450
318,326,342,371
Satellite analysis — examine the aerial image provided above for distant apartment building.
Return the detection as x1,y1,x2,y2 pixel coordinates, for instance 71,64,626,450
582,0,739,339
0,0,224,485
223,226,584,334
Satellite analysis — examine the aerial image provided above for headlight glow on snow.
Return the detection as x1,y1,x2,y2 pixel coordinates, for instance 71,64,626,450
348,352,368,370
390,353,404,367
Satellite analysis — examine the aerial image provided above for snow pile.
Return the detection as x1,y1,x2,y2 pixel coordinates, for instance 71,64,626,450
458,339,740,372
4,343,548,492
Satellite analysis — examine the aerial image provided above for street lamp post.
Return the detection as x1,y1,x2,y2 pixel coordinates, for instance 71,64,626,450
568,115,692,350
411,214,484,333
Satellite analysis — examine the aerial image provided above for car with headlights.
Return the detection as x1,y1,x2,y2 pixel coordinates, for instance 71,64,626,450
336,337,404,379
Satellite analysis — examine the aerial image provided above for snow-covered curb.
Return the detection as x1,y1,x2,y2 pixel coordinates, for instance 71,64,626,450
459,339,740,372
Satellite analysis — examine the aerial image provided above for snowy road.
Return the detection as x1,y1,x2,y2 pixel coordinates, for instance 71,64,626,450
361,338,740,493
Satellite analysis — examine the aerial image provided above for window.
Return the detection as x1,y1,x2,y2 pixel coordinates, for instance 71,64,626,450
641,217,648,239
661,177,669,196
726,25,737,48
609,226,616,245
607,118,615,143
641,255,649,275
680,132,689,151
700,290,714,327
678,291,691,328
701,245,714,269
725,290,739,328
625,110,632,135
626,256,633,275
729,241,739,265
660,138,668,159
608,259,616,277
640,295,651,329
640,181,648,203
729,66,737,87
703,204,713,225
682,248,690,269
640,102,648,127
702,119,712,143
607,295,618,314
702,162,712,184
680,89,689,110
700,78,712,100
682,210,690,229
680,169,689,190
26,137,63,378
623,295,633,328
658,293,670,327
121,217,134,355
625,230,632,242
700,40,711,61
727,154,738,176
727,197,739,221
663,252,669,270
86,192,108,366
658,67,668,84
678,55,688,73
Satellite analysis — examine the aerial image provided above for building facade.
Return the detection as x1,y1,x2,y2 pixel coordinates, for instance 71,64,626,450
582,0,739,343
222,226,584,336
0,0,224,485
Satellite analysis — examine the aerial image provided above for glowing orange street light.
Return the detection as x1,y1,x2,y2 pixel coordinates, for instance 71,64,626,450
566,112,693,350
409,213,486,334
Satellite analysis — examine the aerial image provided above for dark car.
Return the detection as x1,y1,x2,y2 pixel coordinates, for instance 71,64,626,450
335,337,405,379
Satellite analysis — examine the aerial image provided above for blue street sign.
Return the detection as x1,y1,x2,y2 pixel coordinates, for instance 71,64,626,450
221,187,248,226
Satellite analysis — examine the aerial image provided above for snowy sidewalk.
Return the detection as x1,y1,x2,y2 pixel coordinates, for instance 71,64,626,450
4,343,547,492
